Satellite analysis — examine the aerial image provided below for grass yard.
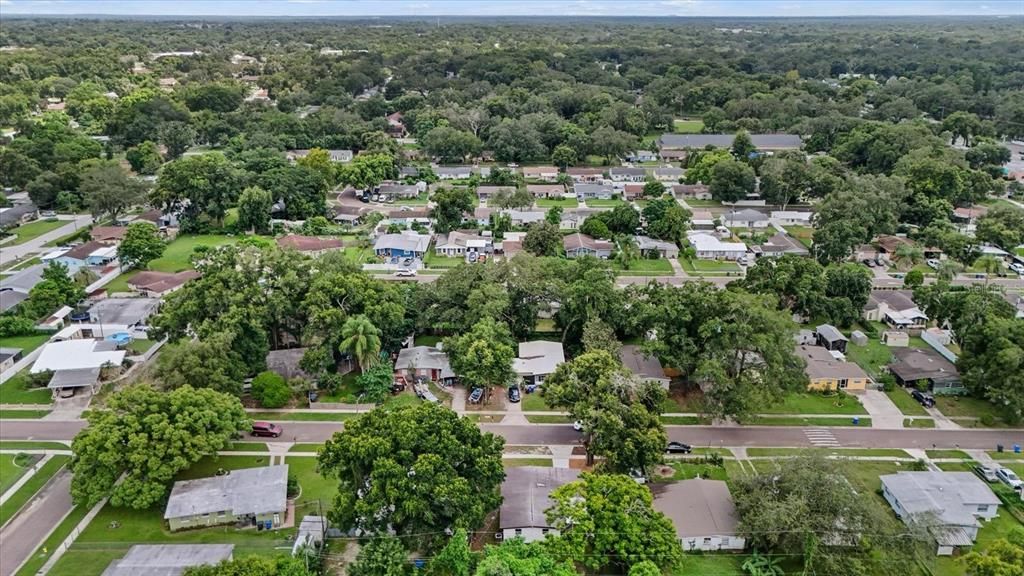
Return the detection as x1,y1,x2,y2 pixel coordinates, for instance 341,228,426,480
612,258,674,276
503,458,553,467
746,448,910,458
681,198,722,207
413,334,442,347
423,252,464,269
584,198,625,208
0,332,51,356
934,395,1007,423
0,409,50,418
0,441,68,450
885,387,929,415
149,234,241,272
904,418,936,428
535,198,578,208
934,512,1024,576
126,339,156,355
741,416,871,427
759,391,867,415
5,219,65,245
286,456,335,508
0,453,39,493
783,226,815,248
525,415,571,424
843,339,894,379
394,193,430,205
661,416,711,425
926,450,970,460
664,462,729,482
0,454,70,526
14,504,91,576
313,372,360,403
680,259,742,274
0,369,54,405
522,392,555,412
224,442,267,452
672,119,705,133
246,411,356,422
937,461,976,472
672,554,746,575
288,444,325,453
102,270,137,294
987,451,1024,460
7,256,41,271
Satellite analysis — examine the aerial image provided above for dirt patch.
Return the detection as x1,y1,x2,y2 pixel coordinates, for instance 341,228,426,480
471,509,500,550
654,465,676,478
505,445,553,455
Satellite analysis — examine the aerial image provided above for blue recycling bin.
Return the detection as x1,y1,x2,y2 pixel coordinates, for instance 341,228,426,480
1015,444,1021,454
265,520,273,530
852,417,860,426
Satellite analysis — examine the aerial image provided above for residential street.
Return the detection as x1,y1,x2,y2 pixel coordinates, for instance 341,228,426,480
0,470,73,576
0,215,93,263
2,419,1021,450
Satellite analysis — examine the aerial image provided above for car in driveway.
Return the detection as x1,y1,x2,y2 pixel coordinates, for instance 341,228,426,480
468,388,484,404
996,467,1023,490
666,442,693,454
911,389,935,408
251,421,283,438
926,259,941,269
507,386,521,403
974,465,999,483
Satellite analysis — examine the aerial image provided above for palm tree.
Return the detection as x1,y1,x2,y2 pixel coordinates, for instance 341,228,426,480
936,260,961,282
975,255,1002,286
893,244,923,272
339,315,381,372
742,551,783,576
615,235,640,271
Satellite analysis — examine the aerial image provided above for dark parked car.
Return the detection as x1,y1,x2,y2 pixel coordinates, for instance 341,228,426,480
666,442,693,454
911,389,935,408
251,421,283,438
468,388,484,404
507,386,521,403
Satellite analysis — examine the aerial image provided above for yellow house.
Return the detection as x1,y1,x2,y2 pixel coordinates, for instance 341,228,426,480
797,345,872,392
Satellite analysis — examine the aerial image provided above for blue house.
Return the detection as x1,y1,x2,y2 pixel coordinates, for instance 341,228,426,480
53,241,117,271
373,232,432,260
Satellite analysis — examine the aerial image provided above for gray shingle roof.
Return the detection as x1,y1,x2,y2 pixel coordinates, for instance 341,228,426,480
164,465,288,520
815,324,847,344
102,544,234,576
499,466,581,530
881,472,999,545
651,479,741,538
620,345,667,382
48,367,101,389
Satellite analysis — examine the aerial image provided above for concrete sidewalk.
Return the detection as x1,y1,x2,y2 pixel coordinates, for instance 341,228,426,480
0,470,73,576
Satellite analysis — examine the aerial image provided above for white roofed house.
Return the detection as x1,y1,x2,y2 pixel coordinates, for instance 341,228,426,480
770,210,813,226
435,166,473,180
394,345,456,384
690,209,716,230
635,235,679,259
751,232,808,258
101,544,235,576
723,209,770,229
164,465,289,532
653,166,685,182
863,290,928,331
671,183,712,200
574,183,615,200
476,185,515,202
521,166,560,182
379,182,423,199
686,231,747,260
608,167,647,182
625,150,657,163
526,184,565,199
373,232,432,259
513,341,565,386
509,210,546,227
286,149,353,163
434,231,494,262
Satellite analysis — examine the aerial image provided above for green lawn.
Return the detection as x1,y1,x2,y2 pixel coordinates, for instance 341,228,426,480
7,256,41,271
0,453,39,493
394,192,430,205
784,226,814,248
150,235,241,273
672,119,705,133
224,442,267,452
682,198,722,207
904,418,935,428
746,448,910,458
288,444,325,453
246,411,356,422
937,461,976,472
0,369,54,405
102,270,137,294
525,415,572,424
0,454,70,526
584,199,625,208
0,441,68,450
612,258,674,276
661,416,711,425
423,252,464,269
673,554,745,575
987,451,1024,460
679,259,743,276
741,416,871,427
844,339,894,379
885,387,929,416
14,504,91,576
286,456,335,508
413,334,442,347
522,392,555,412
926,449,970,459
503,458,554,467
126,339,156,354
934,395,1007,423
535,198,578,208
0,332,51,355
4,219,65,245
664,462,729,482
313,372,360,403
0,409,50,418
934,512,1024,576
759,391,867,415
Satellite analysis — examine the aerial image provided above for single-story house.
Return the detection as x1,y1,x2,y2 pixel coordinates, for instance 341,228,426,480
101,544,235,576
265,347,316,381
566,167,605,182
31,338,125,374
379,183,422,199
87,298,160,327
888,348,964,395
608,167,646,182
863,291,928,330
399,166,421,178
509,210,546,227
659,149,688,162
723,209,770,229
386,111,406,137
686,232,747,261
434,231,494,261
394,345,456,384
622,183,644,201
164,465,289,531
875,235,942,260
373,232,431,259
521,166,559,182
621,345,670,389
276,234,344,255
635,235,679,259
574,183,615,200
477,185,515,202
286,149,353,163
90,226,128,244
57,241,117,269
797,345,872,391
658,133,802,151
0,203,40,229
770,211,813,226
0,288,30,313
126,271,200,297
472,206,494,227
435,166,473,180
513,341,565,386
499,466,581,542
751,232,808,258
671,184,712,199
0,347,23,372
951,205,988,225
651,479,746,552
881,472,1000,556
625,150,657,163
563,233,613,259
526,184,565,199
815,324,848,353
47,366,102,397
653,166,685,182
386,209,432,227
135,208,180,230
690,210,715,229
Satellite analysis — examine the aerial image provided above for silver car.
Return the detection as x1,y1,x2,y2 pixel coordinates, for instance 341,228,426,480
973,465,998,483
996,467,1023,490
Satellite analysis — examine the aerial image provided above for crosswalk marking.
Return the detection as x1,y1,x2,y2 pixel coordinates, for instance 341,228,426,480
804,428,841,447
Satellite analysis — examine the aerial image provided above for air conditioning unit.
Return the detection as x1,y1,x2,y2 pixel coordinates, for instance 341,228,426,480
494,532,504,541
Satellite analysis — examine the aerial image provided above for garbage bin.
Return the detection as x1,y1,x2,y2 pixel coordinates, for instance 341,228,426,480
997,444,1004,453
1015,444,1021,454
852,417,860,426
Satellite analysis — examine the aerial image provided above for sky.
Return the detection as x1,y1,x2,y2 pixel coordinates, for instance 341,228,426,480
1,0,1022,17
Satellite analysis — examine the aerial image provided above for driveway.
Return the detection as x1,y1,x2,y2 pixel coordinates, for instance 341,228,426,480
859,389,905,429
0,470,74,576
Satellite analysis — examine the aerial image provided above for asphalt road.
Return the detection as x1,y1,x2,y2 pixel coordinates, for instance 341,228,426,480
0,215,93,262
0,470,73,576
3,420,1021,450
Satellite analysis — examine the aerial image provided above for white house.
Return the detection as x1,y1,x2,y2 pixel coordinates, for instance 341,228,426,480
687,232,747,260
508,210,546,227
31,338,126,374
653,166,685,182
652,479,746,552
574,183,614,200
723,209,770,229
770,211,813,226
513,341,565,386
608,167,646,182
499,466,581,543
881,472,1001,556
521,166,560,182
625,150,657,163
435,166,473,180
635,235,679,259
434,231,494,262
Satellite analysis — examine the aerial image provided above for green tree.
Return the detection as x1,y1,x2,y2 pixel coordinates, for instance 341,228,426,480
338,153,397,190
184,555,317,576
551,144,577,169
26,170,63,209
580,216,611,239
295,147,338,187
155,331,249,395
581,318,622,359
159,121,196,160
474,539,576,576
237,186,273,234
117,221,165,269
257,165,328,221
615,235,640,270
349,537,409,576
643,198,691,245
427,528,472,576
758,152,811,208
591,125,637,162
942,111,982,146
543,351,666,470
959,529,1024,576
23,262,85,319
318,403,505,549
422,126,482,163
444,317,516,398
522,221,563,257
685,149,732,184
546,473,682,573
0,149,41,189
904,268,925,288
430,187,474,234
545,205,563,225
339,315,382,372
183,83,246,113
642,179,666,198
709,157,756,202
628,561,663,576
81,160,146,221
251,370,292,408
71,384,248,509
356,362,394,404
153,153,243,230
731,129,756,159
975,206,1024,250
125,140,163,175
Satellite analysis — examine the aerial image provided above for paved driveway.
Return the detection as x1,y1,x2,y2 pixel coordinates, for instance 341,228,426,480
859,389,905,429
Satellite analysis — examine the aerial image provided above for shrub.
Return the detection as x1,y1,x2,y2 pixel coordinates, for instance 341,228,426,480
251,370,291,408
980,414,996,427
0,315,36,337
287,473,299,497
